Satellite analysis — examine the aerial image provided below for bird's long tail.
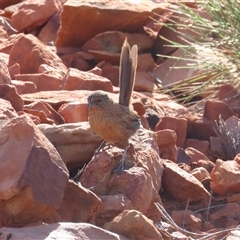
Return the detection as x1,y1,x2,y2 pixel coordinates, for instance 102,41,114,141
118,38,138,107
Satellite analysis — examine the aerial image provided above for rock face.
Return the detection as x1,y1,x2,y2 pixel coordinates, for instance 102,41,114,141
0,222,131,240
38,122,102,170
0,0,238,237
162,160,210,203
210,159,240,195
80,129,164,225
0,115,69,227
104,210,163,240
45,180,103,223
11,0,62,32
9,34,67,76
56,0,166,47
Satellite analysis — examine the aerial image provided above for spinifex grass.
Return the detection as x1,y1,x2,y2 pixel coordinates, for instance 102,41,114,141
155,1,240,107
215,115,240,160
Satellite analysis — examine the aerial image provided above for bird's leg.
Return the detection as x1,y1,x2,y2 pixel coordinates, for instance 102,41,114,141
95,140,106,153
95,141,112,154
114,145,129,172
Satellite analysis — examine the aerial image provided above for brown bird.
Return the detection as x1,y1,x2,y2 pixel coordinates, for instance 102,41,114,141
87,39,141,171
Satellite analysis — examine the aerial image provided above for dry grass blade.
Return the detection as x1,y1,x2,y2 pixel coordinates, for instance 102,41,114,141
154,1,240,106
154,202,240,239
215,115,240,160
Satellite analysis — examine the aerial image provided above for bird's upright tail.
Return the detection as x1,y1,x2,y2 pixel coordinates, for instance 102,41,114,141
118,38,138,107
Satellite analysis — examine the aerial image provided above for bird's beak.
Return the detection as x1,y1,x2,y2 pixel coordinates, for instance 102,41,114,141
87,101,92,108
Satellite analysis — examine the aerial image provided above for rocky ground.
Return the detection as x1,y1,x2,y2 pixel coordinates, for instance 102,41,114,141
0,0,239,239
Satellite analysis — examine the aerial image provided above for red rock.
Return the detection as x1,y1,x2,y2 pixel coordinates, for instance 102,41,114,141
24,101,65,125
0,52,9,64
38,12,60,44
97,194,134,225
204,99,235,122
0,55,10,84
210,203,240,226
171,210,202,232
192,159,215,173
0,33,24,54
219,84,238,100
177,148,192,165
155,116,187,148
191,167,211,182
56,0,166,47
210,159,240,195
184,139,210,156
4,2,25,18
201,221,215,232
219,85,240,117
0,84,23,111
132,99,145,118
186,114,217,140
0,0,21,9
0,222,130,240
61,51,93,71
162,160,210,203
81,31,152,54
58,101,88,123
227,193,240,203
153,48,203,86
61,68,113,92
107,167,160,213
158,98,189,117
225,218,239,228
104,210,163,240
21,90,91,108
0,115,69,227
80,130,163,223
191,167,211,190
89,66,102,76
8,62,20,79
11,80,36,94
234,153,240,164
11,0,62,32
45,180,102,223
9,34,67,76
0,17,17,36
38,122,102,171
153,9,211,57
80,31,153,65
185,147,209,163
137,53,155,72
101,63,119,86
0,98,18,119
156,129,178,162
135,71,157,92
14,73,62,91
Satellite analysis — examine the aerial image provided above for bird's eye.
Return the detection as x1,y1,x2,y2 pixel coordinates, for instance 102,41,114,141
96,99,101,103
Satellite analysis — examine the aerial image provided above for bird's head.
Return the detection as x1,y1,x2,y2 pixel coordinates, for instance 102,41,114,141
87,91,113,110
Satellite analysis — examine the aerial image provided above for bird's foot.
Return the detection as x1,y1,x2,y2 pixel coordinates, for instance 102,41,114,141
114,146,129,172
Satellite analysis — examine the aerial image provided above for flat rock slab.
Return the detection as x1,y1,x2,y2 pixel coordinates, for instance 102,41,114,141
0,222,130,240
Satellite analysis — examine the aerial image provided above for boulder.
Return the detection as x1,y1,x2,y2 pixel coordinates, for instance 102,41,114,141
38,122,102,171
9,34,67,76
56,0,166,47
0,115,69,227
162,160,210,203
11,0,62,32
104,210,163,240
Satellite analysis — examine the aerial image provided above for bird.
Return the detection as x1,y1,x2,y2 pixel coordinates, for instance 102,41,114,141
87,38,141,171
